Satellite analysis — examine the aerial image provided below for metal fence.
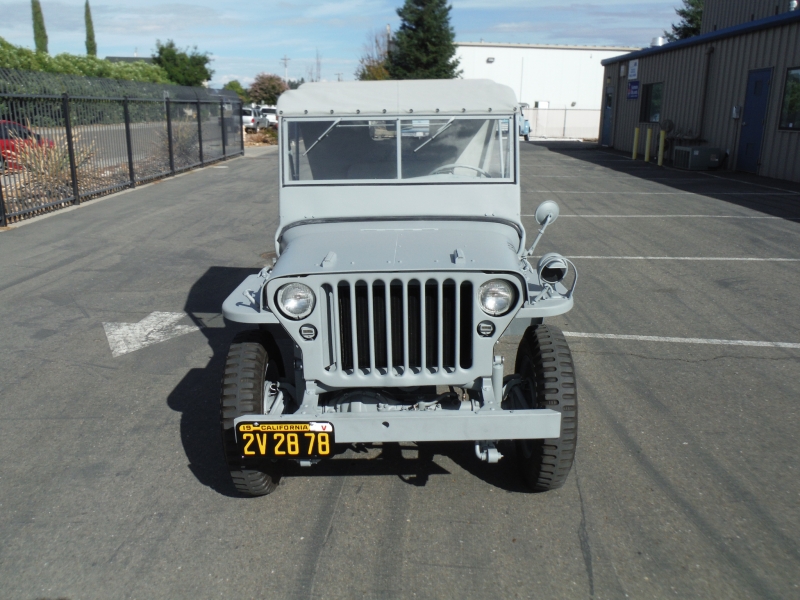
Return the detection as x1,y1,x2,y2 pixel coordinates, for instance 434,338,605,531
522,108,601,140
0,68,243,225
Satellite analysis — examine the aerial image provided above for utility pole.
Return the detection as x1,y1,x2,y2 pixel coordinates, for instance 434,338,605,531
335,72,343,82
280,55,291,83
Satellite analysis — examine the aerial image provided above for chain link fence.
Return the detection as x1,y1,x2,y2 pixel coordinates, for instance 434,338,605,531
522,108,601,140
0,68,243,225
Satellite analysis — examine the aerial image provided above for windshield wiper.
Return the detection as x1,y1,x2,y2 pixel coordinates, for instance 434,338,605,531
302,118,341,156
413,118,454,152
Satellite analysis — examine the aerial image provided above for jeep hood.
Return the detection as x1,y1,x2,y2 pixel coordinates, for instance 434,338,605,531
271,220,524,278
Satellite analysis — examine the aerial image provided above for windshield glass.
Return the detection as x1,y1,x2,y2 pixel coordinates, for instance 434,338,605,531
284,116,513,184
400,118,511,180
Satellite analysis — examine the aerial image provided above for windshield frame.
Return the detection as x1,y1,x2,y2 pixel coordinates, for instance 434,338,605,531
281,114,517,187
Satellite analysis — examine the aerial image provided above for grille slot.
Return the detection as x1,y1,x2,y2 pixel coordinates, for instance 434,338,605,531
333,277,473,375
459,281,473,369
337,282,354,371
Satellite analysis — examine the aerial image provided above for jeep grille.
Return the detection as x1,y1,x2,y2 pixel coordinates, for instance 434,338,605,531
326,277,474,375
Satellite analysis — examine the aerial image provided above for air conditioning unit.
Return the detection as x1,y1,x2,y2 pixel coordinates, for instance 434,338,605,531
673,146,722,170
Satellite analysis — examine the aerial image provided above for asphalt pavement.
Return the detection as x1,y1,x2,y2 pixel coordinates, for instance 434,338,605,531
0,141,798,600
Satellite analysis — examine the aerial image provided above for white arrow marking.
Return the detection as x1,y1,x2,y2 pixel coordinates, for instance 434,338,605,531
103,311,200,357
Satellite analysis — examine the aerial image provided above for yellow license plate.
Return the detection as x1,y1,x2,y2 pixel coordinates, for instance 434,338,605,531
236,421,334,459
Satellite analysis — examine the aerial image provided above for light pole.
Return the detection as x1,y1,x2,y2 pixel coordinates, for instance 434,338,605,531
280,55,291,84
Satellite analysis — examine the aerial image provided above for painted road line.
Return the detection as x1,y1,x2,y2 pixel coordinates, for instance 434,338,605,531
523,191,798,195
530,176,717,181
522,214,796,219
563,332,800,349
699,170,800,195
103,311,200,357
568,256,800,261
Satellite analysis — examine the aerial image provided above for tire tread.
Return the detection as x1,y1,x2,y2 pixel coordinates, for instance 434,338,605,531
220,330,282,497
514,324,578,492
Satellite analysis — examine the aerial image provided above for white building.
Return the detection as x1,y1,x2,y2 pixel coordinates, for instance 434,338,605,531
456,42,639,138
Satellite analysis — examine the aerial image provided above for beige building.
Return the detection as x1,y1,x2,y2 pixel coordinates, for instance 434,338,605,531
599,0,800,182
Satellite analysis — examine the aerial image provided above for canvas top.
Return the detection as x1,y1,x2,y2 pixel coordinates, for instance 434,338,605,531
277,79,519,117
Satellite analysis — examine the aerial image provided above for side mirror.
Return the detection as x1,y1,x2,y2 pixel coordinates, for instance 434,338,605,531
525,200,560,256
534,200,559,226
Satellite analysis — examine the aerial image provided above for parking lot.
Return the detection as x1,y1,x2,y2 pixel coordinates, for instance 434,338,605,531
0,141,798,599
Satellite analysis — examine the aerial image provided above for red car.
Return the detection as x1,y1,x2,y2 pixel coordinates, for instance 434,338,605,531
0,120,55,171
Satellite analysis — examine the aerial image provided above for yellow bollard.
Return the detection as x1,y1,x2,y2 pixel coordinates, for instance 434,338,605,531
658,130,666,166
644,128,653,163
632,127,640,160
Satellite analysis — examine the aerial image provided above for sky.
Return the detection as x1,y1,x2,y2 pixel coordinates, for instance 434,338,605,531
0,0,679,88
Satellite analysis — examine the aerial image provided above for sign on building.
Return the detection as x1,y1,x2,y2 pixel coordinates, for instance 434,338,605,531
627,80,640,99
628,59,639,80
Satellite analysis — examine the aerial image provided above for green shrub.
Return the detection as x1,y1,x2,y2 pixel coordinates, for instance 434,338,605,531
0,36,171,83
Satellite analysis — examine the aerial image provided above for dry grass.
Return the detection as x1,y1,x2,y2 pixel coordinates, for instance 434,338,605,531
0,129,128,222
0,118,235,224
1,131,92,219
157,118,200,167
245,128,278,146
7,140,90,186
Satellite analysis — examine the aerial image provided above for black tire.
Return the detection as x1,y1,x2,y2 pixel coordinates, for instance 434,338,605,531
220,330,283,496
511,324,577,491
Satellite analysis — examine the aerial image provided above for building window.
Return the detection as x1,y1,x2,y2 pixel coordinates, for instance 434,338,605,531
778,67,800,130
639,82,663,123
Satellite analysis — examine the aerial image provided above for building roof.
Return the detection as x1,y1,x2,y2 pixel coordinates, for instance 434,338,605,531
277,79,519,117
601,9,800,66
458,42,640,52
104,56,154,64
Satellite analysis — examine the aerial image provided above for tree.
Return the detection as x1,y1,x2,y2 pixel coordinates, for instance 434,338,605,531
305,49,322,82
84,0,97,57
387,0,460,79
287,77,305,90
248,73,288,105
355,29,390,81
31,0,48,54
223,80,250,103
152,40,213,87
664,0,703,42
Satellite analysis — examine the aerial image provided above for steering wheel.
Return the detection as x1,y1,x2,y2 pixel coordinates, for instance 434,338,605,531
429,164,492,178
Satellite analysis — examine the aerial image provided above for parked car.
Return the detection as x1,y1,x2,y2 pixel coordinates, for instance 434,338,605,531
519,103,531,141
259,105,278,129
240,107,266,132
220,80,579,496
0,120,55,171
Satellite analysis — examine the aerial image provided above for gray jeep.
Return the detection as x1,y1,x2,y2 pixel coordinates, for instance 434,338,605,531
221,79,578,496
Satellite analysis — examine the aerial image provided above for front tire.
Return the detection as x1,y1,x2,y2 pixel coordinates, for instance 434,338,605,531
511,324,577,491
220,330,283,496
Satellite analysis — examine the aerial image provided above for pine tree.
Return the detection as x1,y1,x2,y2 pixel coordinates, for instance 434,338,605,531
31,0,48,54
85,0,97,57
387,0,460,80
664,0,703,42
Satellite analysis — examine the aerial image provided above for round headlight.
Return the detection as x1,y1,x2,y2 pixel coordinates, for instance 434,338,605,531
478,279,515,316
276,282,316,320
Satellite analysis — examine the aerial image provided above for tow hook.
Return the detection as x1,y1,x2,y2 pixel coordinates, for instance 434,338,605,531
475,441,503,463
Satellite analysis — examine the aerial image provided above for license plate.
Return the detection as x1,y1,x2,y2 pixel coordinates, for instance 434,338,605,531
236,421,334,459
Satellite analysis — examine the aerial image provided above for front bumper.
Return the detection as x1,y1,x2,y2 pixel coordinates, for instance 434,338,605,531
234,408,561,444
